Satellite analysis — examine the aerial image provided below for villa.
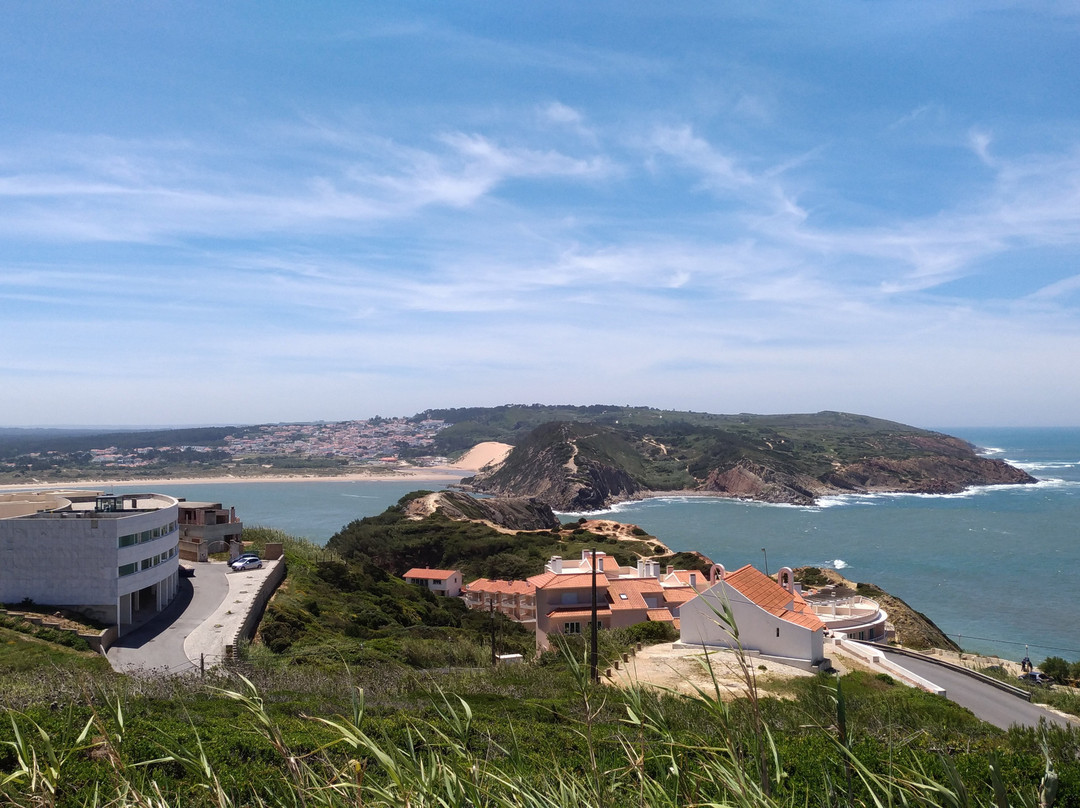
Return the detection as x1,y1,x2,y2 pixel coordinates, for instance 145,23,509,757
403,568,463,598
463,550,708,650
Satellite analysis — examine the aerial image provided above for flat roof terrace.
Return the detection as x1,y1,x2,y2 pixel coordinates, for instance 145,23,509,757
1,492,179,520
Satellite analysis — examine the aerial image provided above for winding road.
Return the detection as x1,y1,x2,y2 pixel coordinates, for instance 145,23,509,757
880,649,1075,730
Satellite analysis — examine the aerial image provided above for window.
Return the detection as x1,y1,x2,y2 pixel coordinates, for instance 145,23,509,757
141,558,152,570
618,593,628,600
118,533,137,548
118,563,137,577
563,622,582,635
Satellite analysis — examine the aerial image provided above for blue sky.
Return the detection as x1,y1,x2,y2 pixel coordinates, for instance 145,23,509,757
2,3,1079,427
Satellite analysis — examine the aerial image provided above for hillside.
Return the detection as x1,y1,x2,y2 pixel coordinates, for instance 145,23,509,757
456,410,1035,509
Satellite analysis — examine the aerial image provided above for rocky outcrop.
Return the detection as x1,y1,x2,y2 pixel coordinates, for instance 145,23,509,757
701,460,821,505
403,490,559,531
823,455,1034,495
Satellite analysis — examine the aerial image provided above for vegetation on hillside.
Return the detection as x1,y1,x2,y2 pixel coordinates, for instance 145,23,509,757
0,514,1077,805
0,640,1077,806
457,408,1033,508
251,496,704,667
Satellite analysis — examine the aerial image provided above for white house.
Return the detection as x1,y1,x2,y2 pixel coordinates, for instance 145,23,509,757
403,568,463,597
0,490,181,632
679,564,827,668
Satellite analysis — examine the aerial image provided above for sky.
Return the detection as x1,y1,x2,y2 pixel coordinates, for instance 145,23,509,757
2,3,1079,428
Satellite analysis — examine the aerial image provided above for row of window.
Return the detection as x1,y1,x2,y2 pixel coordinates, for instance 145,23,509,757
118,546,178,577
118,521,178,548
562,621,603,635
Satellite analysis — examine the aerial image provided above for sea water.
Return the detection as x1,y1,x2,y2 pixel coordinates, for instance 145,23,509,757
108,427,1080,662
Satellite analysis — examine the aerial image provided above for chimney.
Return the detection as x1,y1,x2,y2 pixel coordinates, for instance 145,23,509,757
597,555,604,572
689,573,697,587
550,556,563,574
666,565,674,576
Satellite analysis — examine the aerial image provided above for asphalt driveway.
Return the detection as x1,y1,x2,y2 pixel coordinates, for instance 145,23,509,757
107,562,231,674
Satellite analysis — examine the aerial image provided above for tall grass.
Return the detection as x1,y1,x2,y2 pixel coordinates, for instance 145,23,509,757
0,647,1068,808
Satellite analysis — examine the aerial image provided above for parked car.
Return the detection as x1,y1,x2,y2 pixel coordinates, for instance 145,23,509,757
233,553,260,564
1018,671,1054,686
230,557,263,571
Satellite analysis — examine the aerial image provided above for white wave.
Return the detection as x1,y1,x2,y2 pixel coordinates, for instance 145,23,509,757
832,559,848,570
977,446,1006,456
1009,460,1080,472
558,476,1079,517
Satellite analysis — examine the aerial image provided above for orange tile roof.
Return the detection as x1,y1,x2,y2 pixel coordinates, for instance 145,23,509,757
464,578,536,596
721,565,825,631
646,608,675,622
661,570,706,588
605,580,651,610
546,607,611,620
661,587,699,605
529,572,607,591
404,568,459,580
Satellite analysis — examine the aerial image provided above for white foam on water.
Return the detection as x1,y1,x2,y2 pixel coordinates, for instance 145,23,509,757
832,559,848,570
1010,460,1080,472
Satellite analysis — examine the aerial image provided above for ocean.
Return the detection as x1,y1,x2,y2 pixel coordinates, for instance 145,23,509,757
105,427,1080,663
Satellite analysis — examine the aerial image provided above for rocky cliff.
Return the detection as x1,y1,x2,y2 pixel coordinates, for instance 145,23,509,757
402,490,560,531
460,412,1036,510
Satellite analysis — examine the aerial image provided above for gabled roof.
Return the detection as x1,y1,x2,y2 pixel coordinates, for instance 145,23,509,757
719,565,825,631
660,587,700,606
464,578,536,596
605,579,654,611
403,568,460,581
529,572,607,591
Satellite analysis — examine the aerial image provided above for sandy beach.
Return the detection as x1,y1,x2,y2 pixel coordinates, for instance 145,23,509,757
0,442,513,493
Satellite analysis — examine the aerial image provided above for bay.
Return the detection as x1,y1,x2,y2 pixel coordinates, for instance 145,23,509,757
79,427,1080,663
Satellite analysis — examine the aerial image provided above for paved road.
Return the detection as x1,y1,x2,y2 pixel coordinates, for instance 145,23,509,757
881,650,1075,730
107,563,230,674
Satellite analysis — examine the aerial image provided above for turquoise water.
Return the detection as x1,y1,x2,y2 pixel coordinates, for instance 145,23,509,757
91,427,1080,661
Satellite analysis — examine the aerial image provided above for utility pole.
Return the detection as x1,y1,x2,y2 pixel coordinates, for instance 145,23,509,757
590,548,599,683
761,547,769,577
490,599,497,666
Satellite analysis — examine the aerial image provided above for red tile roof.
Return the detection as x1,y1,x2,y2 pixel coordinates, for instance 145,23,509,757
646,608,675,623
529,572,607,591
721,565,825,631
404,568,459,581
546,607,611,620
464,578,536,596
606,579,653,610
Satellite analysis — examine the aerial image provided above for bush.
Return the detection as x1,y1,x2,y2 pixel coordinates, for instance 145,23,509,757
1041,656,1071,681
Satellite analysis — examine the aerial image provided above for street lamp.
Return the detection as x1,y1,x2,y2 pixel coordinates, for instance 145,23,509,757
761,547,769,576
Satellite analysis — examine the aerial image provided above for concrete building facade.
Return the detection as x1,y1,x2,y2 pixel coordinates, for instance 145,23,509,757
177,500,243,562
0,491,181,631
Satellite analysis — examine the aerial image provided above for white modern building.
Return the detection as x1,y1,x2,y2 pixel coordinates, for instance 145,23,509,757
0,490,181,632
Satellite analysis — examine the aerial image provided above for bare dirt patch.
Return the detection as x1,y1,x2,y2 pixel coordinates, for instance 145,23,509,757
606,642,815,700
